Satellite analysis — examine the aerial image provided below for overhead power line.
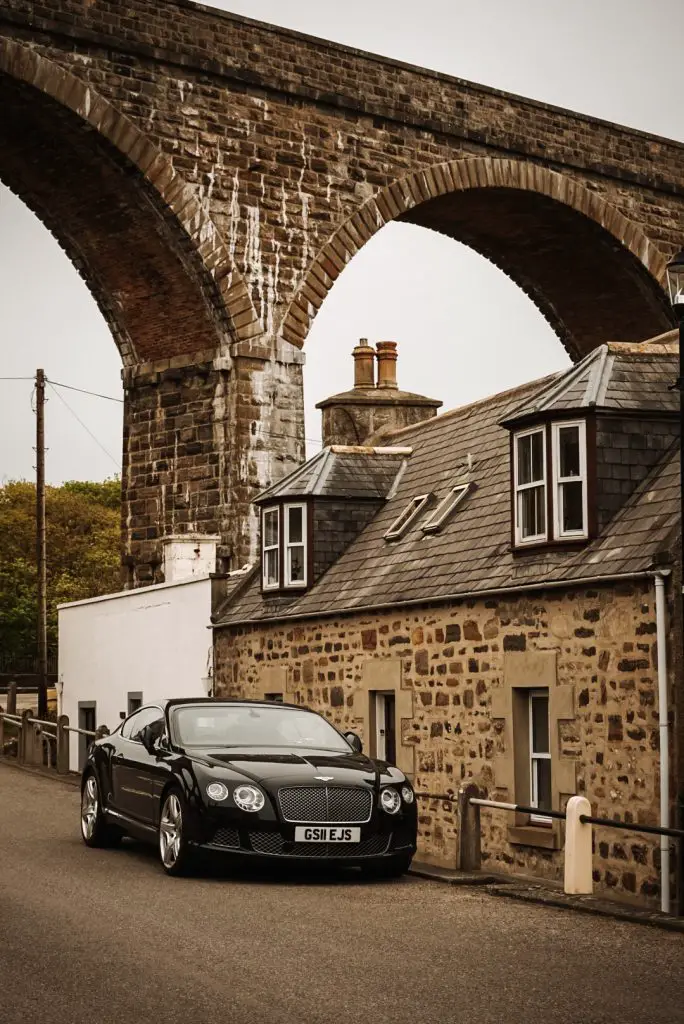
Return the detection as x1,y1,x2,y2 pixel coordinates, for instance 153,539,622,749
46,378,124,404
47,382,121,471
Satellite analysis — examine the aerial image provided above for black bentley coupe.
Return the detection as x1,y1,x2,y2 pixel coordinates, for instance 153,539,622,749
80,698,417,877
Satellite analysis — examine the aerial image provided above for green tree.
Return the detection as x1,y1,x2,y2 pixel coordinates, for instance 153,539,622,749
0,479,121,665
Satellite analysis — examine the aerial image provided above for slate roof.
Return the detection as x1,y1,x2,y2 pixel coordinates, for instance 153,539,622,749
216,358,680,627
254,445,411,502
503,335,679,423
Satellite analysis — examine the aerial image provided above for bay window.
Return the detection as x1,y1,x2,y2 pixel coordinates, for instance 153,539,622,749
262,507,280,590
552,421,587,538
261,503,308,592
285,503,306,587
514,427,547,544
513,418,589,548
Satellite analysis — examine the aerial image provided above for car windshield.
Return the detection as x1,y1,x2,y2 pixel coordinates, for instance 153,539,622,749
171,704,351,751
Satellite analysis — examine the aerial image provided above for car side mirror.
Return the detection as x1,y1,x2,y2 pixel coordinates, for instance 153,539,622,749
344,731,363,754
141,726,156,755
141,724,165,755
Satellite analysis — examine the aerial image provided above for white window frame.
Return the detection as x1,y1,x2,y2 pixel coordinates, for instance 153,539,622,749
528,688,552,825
261,506,280,591
284,502,307,588
422,483,471,534
552,420,588,540
513,426,547,546
384,494,431,541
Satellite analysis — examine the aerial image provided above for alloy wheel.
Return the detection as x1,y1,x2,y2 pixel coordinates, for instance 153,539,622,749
159,793,183,869
81,775,98,841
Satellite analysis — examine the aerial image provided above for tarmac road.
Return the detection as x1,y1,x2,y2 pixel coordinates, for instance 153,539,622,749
1,763,683,1024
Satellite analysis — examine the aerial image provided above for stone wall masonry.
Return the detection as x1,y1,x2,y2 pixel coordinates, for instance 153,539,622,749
122,345,304,581
3,3,684,579
4,1,684,358
214,579,678,907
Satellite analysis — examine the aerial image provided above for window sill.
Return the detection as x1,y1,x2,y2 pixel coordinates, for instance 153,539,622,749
512,537,590,555
507,824,560,850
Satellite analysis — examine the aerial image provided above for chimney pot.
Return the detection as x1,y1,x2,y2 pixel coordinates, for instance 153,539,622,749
352,338,376,388
376,341,398,390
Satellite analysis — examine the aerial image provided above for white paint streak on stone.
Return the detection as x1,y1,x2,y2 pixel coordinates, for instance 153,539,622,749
228,170,240,259
245,204,264,327
280,183,288,230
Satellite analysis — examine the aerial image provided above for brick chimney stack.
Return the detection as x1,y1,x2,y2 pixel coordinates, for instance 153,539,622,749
376,341,398,390
352,338,376,388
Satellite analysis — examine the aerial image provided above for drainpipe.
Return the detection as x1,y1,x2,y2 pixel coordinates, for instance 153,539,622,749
654,571,671,914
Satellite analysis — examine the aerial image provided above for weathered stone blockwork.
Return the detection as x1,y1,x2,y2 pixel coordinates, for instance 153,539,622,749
215,580,675,906
122,347,304,578
3,1,684,578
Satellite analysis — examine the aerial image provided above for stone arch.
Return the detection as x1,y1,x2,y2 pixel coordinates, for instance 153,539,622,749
0,39,260,365
282,158,674,361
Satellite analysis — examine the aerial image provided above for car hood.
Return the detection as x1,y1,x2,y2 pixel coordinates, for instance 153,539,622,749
184,746,387,786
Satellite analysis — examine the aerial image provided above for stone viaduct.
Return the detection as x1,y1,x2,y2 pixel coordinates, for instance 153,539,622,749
1,0,683,584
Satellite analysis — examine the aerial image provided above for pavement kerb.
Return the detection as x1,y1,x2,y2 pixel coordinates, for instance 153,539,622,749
3,760,683,932
409,858,684,933
408,861,502,886
0,756,81,788
486,882,684,933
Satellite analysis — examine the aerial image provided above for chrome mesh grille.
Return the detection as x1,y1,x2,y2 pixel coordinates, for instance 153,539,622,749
248,831,391,858
292,834,391,859
249,831,284,855
278,786,372,823
211,827,240,849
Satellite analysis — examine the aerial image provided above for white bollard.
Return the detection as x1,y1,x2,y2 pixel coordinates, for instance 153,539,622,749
564,795,593,895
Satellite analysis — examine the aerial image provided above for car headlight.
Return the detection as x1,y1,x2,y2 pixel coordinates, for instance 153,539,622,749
380,787,401,815
234,785,266,812
401,785,414,805
206,782,229,802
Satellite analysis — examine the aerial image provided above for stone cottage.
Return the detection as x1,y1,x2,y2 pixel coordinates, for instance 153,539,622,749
212,333,682,907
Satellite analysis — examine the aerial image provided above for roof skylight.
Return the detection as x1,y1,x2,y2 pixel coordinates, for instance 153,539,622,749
384,494,431,541
422,483,471,534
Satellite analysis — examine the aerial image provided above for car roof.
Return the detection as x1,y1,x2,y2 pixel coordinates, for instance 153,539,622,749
162,697,306,712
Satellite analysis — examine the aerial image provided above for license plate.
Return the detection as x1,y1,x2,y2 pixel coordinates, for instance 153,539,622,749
294,826,361,843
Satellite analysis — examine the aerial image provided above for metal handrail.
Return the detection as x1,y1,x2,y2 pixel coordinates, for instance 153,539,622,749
63,726,98,739
470,796,684,839
579,813,684,840
415,791,457,802
26,717,57,730
0,712,22,723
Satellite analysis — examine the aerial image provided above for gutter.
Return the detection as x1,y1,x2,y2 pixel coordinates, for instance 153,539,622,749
213,568,659,630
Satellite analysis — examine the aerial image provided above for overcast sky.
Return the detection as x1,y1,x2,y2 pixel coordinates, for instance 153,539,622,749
1,0,681,483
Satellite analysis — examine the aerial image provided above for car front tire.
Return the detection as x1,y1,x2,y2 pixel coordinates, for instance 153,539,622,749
80,771,122,848
158,787,195,876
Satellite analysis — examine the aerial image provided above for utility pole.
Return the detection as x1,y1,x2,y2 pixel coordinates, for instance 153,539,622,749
36,368,48,720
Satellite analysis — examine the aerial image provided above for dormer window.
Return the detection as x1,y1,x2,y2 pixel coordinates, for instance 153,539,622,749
261,503,308,592
285,504,306,587
514,427,547,545
553,421,587,539
513,420,589,548
262,507,280,590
